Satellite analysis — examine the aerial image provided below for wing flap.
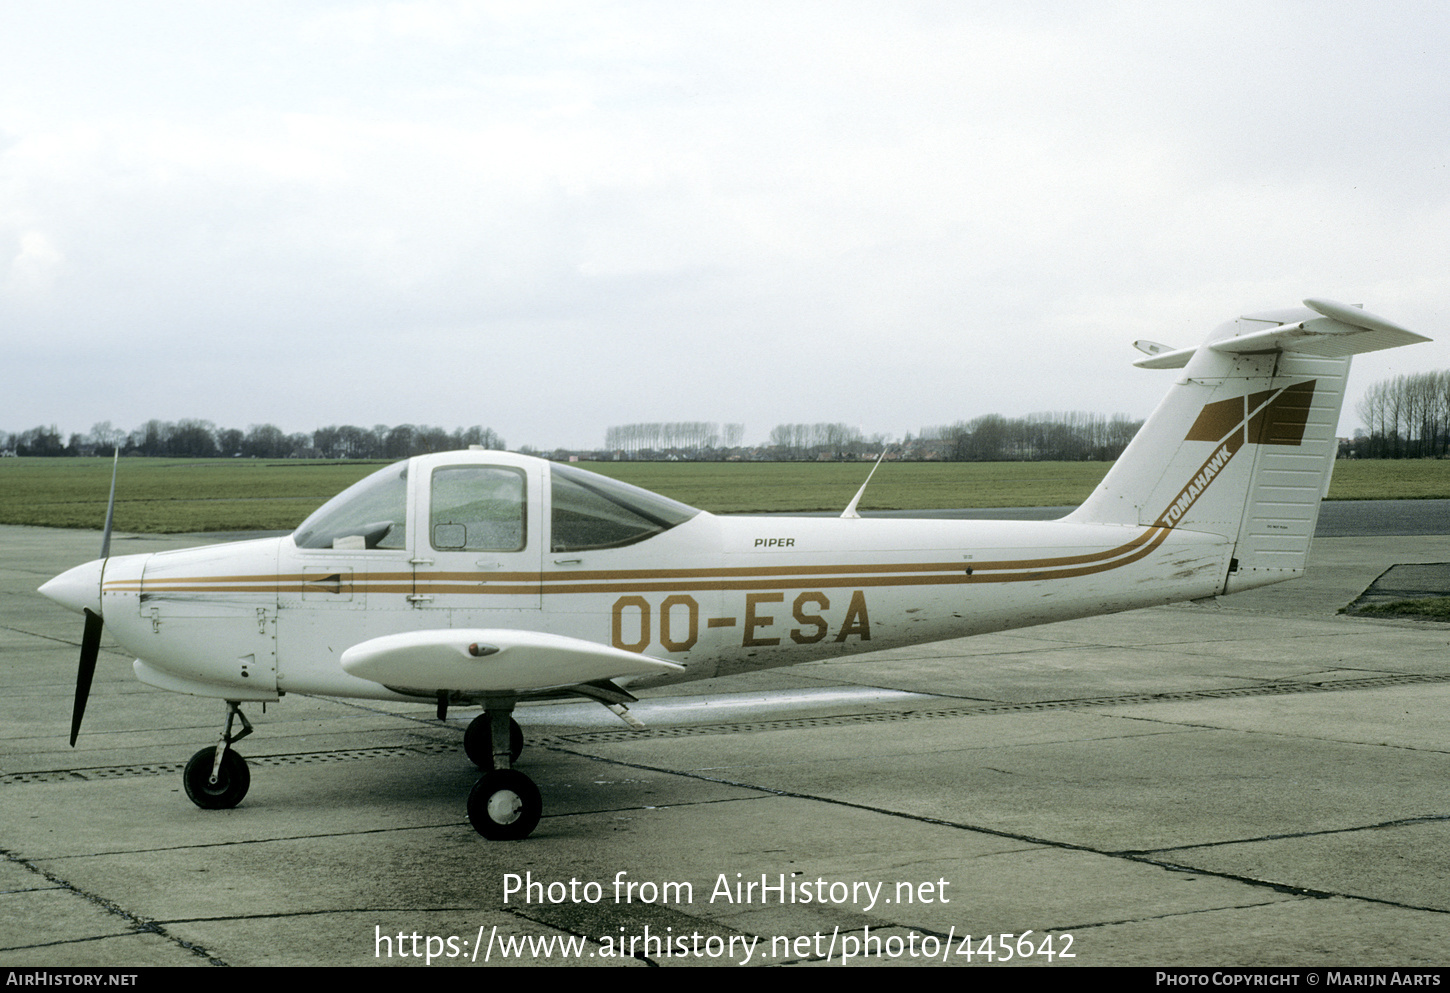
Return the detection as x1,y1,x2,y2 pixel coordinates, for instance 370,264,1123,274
340,629,684,692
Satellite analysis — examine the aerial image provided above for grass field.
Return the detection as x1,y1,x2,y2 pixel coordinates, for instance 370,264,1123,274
3,456,1448,534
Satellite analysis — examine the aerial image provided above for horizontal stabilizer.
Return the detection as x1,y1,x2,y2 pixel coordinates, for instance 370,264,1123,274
1133,339,1178,356
1303,298,1425,337
341,629,684,692
1133,346,1196,369
1211,300,1430,357
1132,299,1430,368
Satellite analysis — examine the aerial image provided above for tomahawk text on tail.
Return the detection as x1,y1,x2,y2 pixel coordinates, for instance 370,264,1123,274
38,298,1433,839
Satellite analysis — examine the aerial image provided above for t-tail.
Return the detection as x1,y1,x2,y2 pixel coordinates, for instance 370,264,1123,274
1067,299,1432,594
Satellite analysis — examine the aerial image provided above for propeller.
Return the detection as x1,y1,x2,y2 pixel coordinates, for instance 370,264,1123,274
70,447,119,746
71,609,104,745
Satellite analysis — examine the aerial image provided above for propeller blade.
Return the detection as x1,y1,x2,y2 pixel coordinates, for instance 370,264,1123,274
71,608,104,746
71,448,118,746
99,447,118,560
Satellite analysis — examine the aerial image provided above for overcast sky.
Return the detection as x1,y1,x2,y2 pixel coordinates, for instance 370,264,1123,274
3,0,1447,450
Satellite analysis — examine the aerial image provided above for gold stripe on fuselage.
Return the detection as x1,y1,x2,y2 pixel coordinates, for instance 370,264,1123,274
105,525,1174,598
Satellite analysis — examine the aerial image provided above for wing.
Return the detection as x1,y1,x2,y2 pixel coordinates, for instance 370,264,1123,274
339,628,683,693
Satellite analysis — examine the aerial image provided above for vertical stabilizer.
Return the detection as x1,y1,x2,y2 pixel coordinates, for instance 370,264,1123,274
1068,300,1431,594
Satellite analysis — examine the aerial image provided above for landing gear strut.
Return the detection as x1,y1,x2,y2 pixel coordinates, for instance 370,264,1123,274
183,701,252,810
464,712,523,769
465,700,541,840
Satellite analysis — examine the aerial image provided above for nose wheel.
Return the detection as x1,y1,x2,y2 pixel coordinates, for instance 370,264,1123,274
183,746,250,808
182,701,252,810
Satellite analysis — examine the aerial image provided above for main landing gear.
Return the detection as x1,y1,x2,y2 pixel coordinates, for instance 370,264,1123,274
183,701,252,810
464,712,523,770
464,701,541,840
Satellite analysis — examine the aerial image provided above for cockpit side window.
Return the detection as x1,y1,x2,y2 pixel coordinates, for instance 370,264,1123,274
550,463,699,551
430,466,526,551
292,461,408,550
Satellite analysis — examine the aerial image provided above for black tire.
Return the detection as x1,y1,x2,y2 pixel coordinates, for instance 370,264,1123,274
467,769,541,840
463,715,524,770
183,746,251,810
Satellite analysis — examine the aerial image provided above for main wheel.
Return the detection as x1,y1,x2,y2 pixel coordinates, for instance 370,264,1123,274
183,746,251,810
463,715,524,770
468,769,542,840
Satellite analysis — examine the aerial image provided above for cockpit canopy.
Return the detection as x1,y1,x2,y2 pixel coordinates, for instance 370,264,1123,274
549,461,698,551
293,460,408,550
292,455,700,553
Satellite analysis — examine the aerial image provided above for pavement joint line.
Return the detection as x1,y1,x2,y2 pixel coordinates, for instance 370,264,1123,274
1106,711,1450,754
1115,813,1450,856
14,821,483,862
1121,855,1450,915
1,848,229,965
1044,897,1289,933
0,622,105,648
146,904,498,924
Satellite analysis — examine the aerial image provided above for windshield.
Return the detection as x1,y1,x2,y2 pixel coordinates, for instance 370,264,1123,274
550,463,699,551
293,461,408,550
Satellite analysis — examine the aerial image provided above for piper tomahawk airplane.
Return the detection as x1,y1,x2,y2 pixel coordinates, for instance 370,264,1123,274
40,298,1431,839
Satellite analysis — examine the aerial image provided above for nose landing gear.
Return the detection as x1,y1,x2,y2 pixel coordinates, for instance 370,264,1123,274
183,701,252,810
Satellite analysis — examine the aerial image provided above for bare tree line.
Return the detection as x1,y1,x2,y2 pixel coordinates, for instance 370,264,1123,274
604,422,746,456
3,420,504,459
1352,370,1450,458
765,423,887,460
921,411,1145,461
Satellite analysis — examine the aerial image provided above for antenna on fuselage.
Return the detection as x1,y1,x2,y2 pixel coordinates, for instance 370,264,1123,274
840,450,887,519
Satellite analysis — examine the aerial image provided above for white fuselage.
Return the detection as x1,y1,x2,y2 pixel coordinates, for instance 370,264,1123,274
91,494,1232,706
